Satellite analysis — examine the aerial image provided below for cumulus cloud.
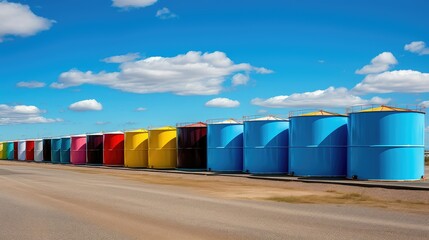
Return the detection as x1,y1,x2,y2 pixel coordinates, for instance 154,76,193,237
404,41,429,55
102,52,140,63
135,107,146,111
156,7,177,19
232,73,249,86
0,1,53,42
0,104,61,125
419,101,429,108
205,98,240,108
68,99,103,112
52,51,271,95
353,70,429,93
355,52,397,75
251,87,390,108
112,0,157,8
16,81,46,88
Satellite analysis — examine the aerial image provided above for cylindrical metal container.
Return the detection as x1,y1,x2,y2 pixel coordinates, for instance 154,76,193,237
34,139,44,162
243,116,289,174
103,132,124,166
176,122,207,169
71,135,87,165
51,138,61,164
43,139,51,162
13,141,18,160
289,110,348,177
0,142,4,160
6,142,14,160
207,119,243,172
348,105,425,180
60,137,71,164
124,129,148,168
18,140,26,161
148,126,177,169
86,133,103,164
26,140,34,161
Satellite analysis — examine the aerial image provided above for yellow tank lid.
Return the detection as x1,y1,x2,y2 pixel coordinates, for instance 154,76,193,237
125,128,148,133
151,126,176,131
300,110,345,116
360,105,410,112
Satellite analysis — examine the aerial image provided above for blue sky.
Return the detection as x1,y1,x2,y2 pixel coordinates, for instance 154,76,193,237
0,0,428,147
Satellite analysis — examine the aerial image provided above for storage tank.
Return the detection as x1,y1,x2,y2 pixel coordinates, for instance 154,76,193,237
71,135,87,165
43,139,51,162
207,119,243,172
103,132,124,166
243,116,289,174
18,140,26,161
0,142,4,160
348,105,425,180
34,139,44,162
13,141,18,160
176,122,207,169
124,129,148,168
148,126,177,169
26,140,34,161
289,110,348,177
87,133,103,165
6,142,14,160
51,138,61,164
60,137,71,164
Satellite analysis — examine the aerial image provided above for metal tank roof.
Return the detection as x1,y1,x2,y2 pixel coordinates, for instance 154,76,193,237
177,122,207,128
125,128,148,133
243,115,287,121
348,105,425,114
299,110,345,117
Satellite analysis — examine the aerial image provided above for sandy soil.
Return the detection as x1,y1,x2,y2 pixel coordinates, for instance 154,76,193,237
3,161,428,214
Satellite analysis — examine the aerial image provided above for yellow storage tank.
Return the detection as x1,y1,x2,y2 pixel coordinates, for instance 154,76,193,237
148,126,177,169
0,142,4,160
124,129,149,168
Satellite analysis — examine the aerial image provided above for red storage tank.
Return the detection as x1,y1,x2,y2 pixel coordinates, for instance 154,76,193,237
71,135,87,165
103,132,124,166
26,140,34,161
13,141,18,160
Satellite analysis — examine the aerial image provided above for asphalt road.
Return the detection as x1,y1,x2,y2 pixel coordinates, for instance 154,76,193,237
0,162,428,240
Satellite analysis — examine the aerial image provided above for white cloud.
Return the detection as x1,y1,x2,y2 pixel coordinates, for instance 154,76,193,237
205,98,240,108
251,87,390,108
95,121,110,125
102,53,140,63
52,51,271,95
404,41,429,55
135,107,146,111
0,104,61,125
0,1,53,42
232,73,249,86
112,0,157,8
16,81,45,88
156,7,177,19
68,99,103,112
419,101,429,108
355,52,397,75
353,70,429,93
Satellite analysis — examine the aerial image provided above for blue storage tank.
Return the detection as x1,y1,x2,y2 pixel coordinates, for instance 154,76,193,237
289,110,348,177
348,105,425,180
6,142,14,160
243,116,289,174
60,137,71,164
207,119,243,172
51,138,61,164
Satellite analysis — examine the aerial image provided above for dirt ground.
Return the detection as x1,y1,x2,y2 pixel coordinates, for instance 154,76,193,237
3,161,427,215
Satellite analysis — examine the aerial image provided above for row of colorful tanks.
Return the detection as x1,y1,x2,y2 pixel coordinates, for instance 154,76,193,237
0,105,425,181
